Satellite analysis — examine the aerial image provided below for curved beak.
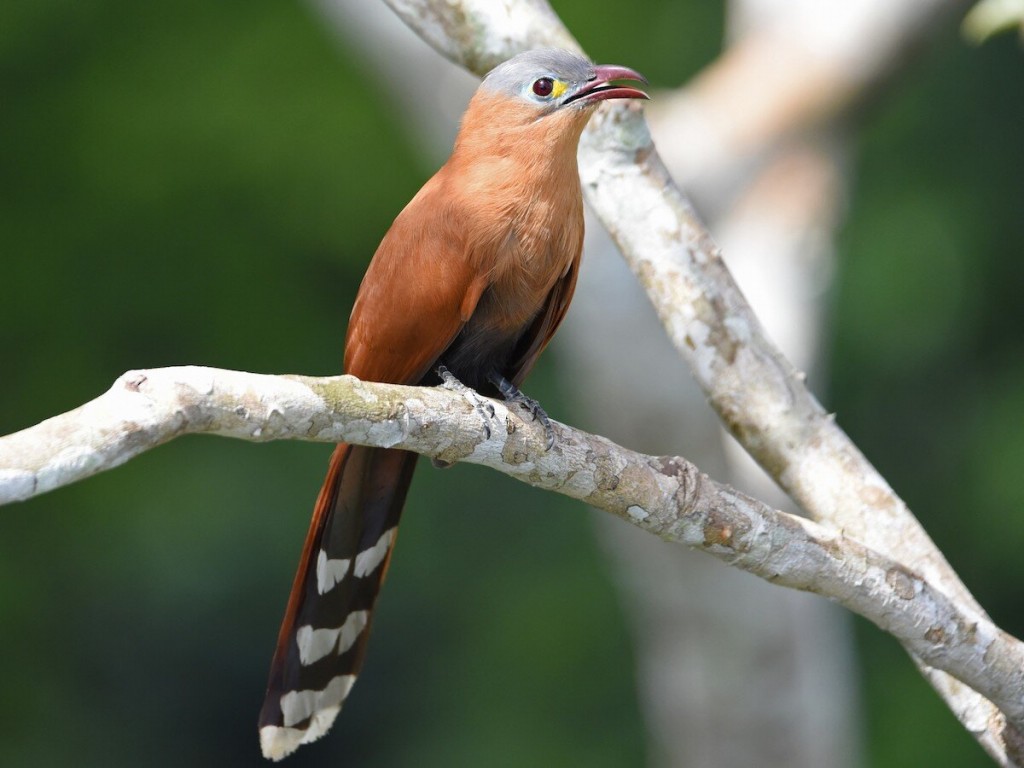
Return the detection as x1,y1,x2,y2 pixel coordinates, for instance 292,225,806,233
564,64,649,105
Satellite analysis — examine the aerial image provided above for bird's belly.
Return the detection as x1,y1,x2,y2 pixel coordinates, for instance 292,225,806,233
430,214,579,392
434,295,532,391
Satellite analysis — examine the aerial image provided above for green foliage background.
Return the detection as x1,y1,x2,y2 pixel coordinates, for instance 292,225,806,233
1,2,1022,766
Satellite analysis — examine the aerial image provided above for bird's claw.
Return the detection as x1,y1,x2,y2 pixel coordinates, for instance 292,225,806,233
436,365,464,392
487,371,556,451
435,364,502,446
513,399,555,450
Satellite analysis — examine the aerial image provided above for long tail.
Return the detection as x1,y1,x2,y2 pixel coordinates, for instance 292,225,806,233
258,443,418,760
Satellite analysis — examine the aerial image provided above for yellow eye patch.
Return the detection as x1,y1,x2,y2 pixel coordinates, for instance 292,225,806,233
529,77,567,100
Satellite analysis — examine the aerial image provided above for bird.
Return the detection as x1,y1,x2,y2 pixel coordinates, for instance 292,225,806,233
258,48,648,761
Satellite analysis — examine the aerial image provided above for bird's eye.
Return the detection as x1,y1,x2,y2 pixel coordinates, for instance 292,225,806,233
532,77,555,97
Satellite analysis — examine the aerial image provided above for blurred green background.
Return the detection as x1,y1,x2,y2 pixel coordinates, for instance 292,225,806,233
1,1,1022,766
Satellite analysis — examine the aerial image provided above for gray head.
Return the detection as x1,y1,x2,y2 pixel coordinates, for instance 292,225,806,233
479,49,647,113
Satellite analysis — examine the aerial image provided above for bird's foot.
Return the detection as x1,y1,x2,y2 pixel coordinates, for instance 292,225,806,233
434,365,499,468
436,365,469,394
487,372,555,451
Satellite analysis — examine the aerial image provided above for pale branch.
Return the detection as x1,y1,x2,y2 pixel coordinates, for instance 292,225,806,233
379,0,968,620
380,1,1022,762
2,364,1024,728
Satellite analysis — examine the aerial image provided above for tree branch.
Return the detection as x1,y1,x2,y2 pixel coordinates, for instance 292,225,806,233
377,0,1021,763
2,364,1024,734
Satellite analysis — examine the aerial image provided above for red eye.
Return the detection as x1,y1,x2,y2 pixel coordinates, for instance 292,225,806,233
532,77,554,97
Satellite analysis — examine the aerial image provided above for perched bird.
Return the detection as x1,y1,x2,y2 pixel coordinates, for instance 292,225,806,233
258,48,648,760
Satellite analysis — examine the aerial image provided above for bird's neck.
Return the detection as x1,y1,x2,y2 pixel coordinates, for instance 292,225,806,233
449,91,591,180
